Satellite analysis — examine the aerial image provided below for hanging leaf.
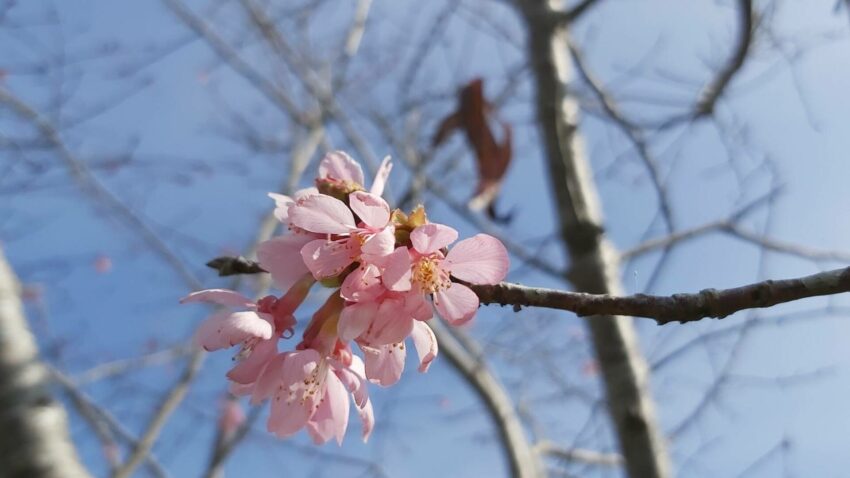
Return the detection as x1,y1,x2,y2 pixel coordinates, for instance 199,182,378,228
432,78,513,223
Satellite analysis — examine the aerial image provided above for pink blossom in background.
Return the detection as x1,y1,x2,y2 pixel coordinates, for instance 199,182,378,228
93,254,113,274
219,398,246,436
183,150,508,445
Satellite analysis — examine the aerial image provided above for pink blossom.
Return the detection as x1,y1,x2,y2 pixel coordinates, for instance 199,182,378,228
290,191,395,280
253,346,374,444
184,149,512,447
338,287,431,346
93,254,112,274
382,224,509,325
180,289,274,352
257,236,315,292
361,320,438,387
316,151,393,197
268,187,318,227
181,275,313,385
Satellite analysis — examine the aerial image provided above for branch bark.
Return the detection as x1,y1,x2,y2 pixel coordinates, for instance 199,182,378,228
0,245,92,478
470,266,850,324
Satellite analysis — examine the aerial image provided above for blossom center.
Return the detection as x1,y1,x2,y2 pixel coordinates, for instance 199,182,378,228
412,255,451,294
233,336,261,362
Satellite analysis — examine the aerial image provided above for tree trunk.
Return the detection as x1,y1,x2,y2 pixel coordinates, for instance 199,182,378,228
0,246,92,478
515,1,672,476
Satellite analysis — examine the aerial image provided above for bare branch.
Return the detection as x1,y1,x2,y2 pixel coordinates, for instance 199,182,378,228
622,221,850,264
694,0,755,117
567,36,675,234
429,319,545,477
535,439,623,467
50,368,168,478
0,88,203,290
71,346,192,386
470,266,850,324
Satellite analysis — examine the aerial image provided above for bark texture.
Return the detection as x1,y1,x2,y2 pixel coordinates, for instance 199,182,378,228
0,246,92,478
515,1,672,476
470,266,850,324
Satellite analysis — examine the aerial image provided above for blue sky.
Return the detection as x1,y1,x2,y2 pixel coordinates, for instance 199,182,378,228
3,0,850,476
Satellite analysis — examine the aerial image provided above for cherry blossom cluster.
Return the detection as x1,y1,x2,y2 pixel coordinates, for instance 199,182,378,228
182,151,509,445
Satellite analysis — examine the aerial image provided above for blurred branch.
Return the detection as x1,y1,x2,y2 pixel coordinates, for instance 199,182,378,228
50,368,168,478
162,0,307,123
694,0,755,118
203,406,262,478
534,440,623,467
513,1,671,476
560,0,602,23
112,348,203,478
0,246,92,478
622,221,850,263
429,319,545,477
71,345,192,386
567,36,674,234
0,87,203,290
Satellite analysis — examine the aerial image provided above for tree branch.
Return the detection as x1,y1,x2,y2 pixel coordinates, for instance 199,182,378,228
469,266,850,324
694,0,755,117
0,245,92,478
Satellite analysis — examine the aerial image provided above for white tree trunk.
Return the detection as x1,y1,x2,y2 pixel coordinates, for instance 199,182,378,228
515,1,672,476
0,246,91,478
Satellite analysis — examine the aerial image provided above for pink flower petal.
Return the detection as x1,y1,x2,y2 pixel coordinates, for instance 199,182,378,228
196,311,274,351
410,321,438,373
360,227,395,264
363,343,406,387
180,289,253,308
250,353,286,405
267,350,321,438
228,381,254,397
403,291,433,321
300,238,357,279
381,247,412,291
227,338,278,384
333,356,369,408
446,234,509,284
369,156,393,196
366,297,415,346
268,188,318,224
268,192,294,223
289,194,356,234
257,235,312,291
341,264,384,303
410,223,458,254
293,187,319,200
433,283,479,326
358,398,375,443
338,302,377,342
307,371,350,445
318,151,365,185
349,191,390,230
